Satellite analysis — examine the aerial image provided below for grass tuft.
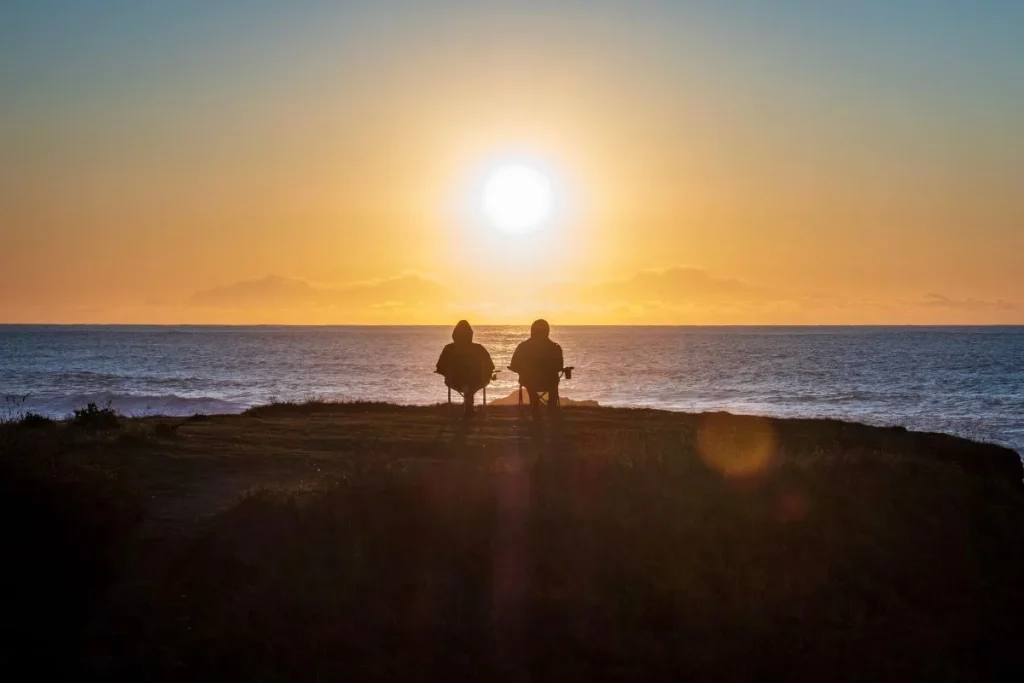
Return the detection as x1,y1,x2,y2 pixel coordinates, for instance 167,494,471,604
243,399,435,418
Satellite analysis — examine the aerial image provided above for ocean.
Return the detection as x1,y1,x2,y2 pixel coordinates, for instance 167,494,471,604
2,325,1022,453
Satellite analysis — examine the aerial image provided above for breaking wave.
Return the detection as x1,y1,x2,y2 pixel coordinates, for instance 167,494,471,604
21,393,247,418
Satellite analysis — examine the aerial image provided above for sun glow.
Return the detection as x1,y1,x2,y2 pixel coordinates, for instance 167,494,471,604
481,165,553,234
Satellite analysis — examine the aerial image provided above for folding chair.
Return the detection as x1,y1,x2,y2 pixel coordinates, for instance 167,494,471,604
441,370,499,415
510,366,575,415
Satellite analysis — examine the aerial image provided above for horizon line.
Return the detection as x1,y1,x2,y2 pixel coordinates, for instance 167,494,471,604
2,323,1023,329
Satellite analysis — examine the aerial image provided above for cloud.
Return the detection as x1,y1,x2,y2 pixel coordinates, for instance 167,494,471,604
172,269,1022,325
190,276,317,307
605,266,757,301
533,266,818,324
539,267,1023,324
920,293,1019,312
545,266,764,306
189,274,450,310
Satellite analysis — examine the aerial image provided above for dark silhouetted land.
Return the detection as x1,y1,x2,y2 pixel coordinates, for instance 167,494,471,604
2,402,1022,681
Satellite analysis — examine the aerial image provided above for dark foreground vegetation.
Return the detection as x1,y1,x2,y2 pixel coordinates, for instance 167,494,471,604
2,402,1022,681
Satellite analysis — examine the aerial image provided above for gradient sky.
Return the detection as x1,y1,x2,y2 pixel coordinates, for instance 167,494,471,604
2,0,1022,324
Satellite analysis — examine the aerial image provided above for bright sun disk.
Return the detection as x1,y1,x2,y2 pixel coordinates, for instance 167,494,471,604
482,165,553,234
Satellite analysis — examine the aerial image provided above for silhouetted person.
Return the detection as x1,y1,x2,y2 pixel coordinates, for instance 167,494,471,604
436,320,495,417
509,319,564,417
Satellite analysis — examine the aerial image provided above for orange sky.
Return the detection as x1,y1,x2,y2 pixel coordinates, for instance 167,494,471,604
2,2,1022,324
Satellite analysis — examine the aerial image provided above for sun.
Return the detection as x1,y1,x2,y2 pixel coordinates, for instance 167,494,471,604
481,165,553,234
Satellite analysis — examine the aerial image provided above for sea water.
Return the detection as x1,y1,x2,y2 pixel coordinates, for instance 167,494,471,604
1,325,1022,453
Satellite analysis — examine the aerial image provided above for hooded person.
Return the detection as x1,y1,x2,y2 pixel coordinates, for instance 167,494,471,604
435,320,495,416
509,319,565,416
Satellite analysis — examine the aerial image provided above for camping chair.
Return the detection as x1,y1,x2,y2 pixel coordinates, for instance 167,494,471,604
510,366,575,415
440,369,499,415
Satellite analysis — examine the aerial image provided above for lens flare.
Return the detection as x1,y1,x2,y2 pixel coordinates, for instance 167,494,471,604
696,413,777,480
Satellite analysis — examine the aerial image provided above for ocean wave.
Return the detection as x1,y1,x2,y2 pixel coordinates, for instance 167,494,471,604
145,376,219,388
25,371,244,393
24,393,247,418
42,370,128,385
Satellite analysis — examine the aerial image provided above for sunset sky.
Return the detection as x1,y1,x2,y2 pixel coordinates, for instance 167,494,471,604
2,1,1022,324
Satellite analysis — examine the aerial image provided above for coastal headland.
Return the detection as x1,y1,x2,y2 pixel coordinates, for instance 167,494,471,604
3,402,1021,680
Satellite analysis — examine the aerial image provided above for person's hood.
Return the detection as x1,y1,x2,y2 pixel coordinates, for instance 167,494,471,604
452,320,473,343
530,319,550,339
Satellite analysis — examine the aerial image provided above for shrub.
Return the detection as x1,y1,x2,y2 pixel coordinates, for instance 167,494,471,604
72,402,121,431
18,412,54,428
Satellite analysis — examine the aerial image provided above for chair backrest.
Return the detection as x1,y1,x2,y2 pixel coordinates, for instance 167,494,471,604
440,344,492,389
